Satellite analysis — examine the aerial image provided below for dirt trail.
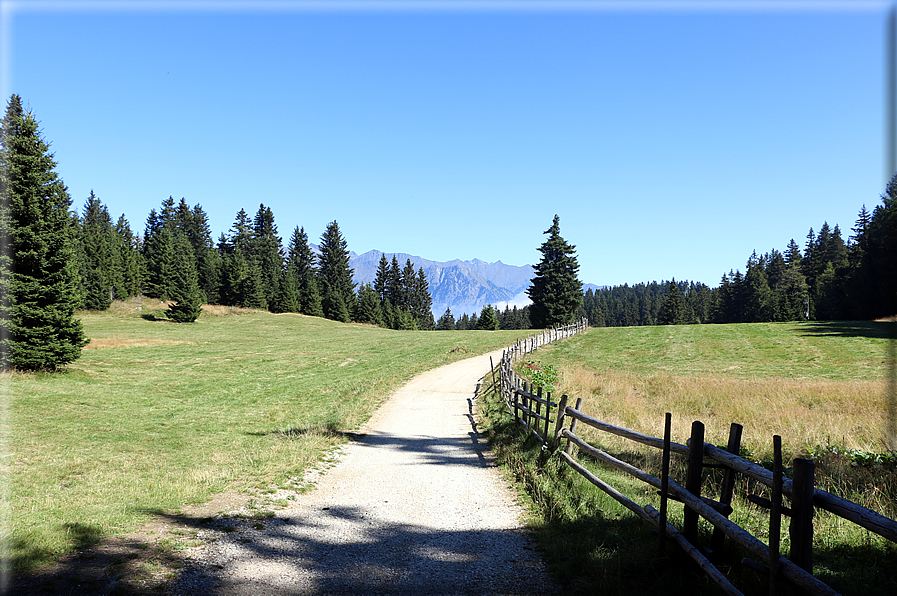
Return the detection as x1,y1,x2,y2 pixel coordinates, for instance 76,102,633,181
170,350,557,595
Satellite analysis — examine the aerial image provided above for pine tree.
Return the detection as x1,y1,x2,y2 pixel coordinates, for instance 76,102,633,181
374,254,390,302
251,204,282,307
272,262,301,314
318,221,355,322
1,95,88,370
386,256,402,307
286,227,321,316
300,274,324,318
78,191,117,309
437,307,455,330
526,215,583,328
412,266,435,329
115,214,142,299
142,205,175,299
658,280,685,325
183,203,219,305
355,282,384,326
862,173,897,318
400,259,416,311
742,254,773,322
476,304,499,330
242,264,268,310
166,235,203,323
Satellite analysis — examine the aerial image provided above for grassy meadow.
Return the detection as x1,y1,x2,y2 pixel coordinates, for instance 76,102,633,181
4,299,531,573
542,321,895,458
480,320,897,595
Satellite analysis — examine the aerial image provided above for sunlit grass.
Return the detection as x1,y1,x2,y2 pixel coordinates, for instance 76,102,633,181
481,321,897,595
6,298,530,572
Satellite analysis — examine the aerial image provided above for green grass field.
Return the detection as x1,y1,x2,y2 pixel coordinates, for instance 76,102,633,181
480,320,897,596
4,300,531,573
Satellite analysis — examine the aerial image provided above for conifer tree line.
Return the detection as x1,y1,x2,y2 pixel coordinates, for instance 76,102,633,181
73,193,442,330
436,303,531,331
586,175,897,327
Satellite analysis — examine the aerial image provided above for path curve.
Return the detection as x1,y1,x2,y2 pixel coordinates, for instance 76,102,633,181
171,350,557,595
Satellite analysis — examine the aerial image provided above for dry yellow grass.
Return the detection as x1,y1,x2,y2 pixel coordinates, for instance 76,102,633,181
561,366,888,458
99,296,260,319
84,338,193,350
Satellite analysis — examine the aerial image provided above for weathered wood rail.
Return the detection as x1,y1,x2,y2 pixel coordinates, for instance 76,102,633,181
492,331,897,596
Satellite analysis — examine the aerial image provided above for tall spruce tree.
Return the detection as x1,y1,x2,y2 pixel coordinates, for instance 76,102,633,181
355,282,384,326
374,253,390,302
166,235,203,323
114,215,142,298
476,304,499,330
413,267,435,329
526,215,583,329
291,227,323,317
318,220,355,322
78,191,118,309
1,95,88,370
658,280,685,325
142,203,175,299
251,204,282,307
437,307,455,330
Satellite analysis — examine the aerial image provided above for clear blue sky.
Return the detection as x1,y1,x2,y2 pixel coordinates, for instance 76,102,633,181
2,1,892,287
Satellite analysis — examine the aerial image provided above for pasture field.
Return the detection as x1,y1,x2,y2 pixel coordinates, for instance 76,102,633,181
4,299,531,573
541,321,894,457
480,320,897,596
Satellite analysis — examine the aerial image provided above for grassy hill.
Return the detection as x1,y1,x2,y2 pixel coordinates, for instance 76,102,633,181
5,299,531,573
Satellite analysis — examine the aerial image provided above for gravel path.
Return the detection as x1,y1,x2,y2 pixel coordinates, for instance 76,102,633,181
170,350,557,595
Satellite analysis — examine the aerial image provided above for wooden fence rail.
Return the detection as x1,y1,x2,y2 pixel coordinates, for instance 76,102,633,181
492,330,897,596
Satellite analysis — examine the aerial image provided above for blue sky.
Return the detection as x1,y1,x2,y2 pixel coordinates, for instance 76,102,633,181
2,0,892,287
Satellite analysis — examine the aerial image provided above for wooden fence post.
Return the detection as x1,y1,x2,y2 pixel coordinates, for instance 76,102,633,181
684,420,706,546
659,412,673,557
711,422,743,556
553,395,568,448
770,435,784,596
565,397,584,456
535,385,544,441
514,380,521,426
522,381,530,428
790,458,815,583
543,389,552,445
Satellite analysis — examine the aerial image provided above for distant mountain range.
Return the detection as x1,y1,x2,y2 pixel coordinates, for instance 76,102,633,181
308,246,599,316
348,250,534,317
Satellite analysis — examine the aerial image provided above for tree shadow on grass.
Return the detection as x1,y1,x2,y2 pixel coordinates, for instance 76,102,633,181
797,320,896,339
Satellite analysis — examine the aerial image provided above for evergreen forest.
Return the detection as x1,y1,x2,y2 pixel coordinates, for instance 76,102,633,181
582,181,897,327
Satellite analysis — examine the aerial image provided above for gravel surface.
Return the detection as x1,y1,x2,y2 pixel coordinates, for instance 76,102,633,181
169,350,558,595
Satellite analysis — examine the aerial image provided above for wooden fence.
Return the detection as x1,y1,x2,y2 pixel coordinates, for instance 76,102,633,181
492,327,897,596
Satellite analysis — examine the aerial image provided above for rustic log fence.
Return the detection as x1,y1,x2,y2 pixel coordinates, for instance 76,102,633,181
492,329,897,596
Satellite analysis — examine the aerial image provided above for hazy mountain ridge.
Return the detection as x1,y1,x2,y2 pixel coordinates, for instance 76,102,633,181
348,249,534,316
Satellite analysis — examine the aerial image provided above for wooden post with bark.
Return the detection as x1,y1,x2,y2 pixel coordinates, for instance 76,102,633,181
684,420,706,546
790,457,816,593
711,422,743,557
